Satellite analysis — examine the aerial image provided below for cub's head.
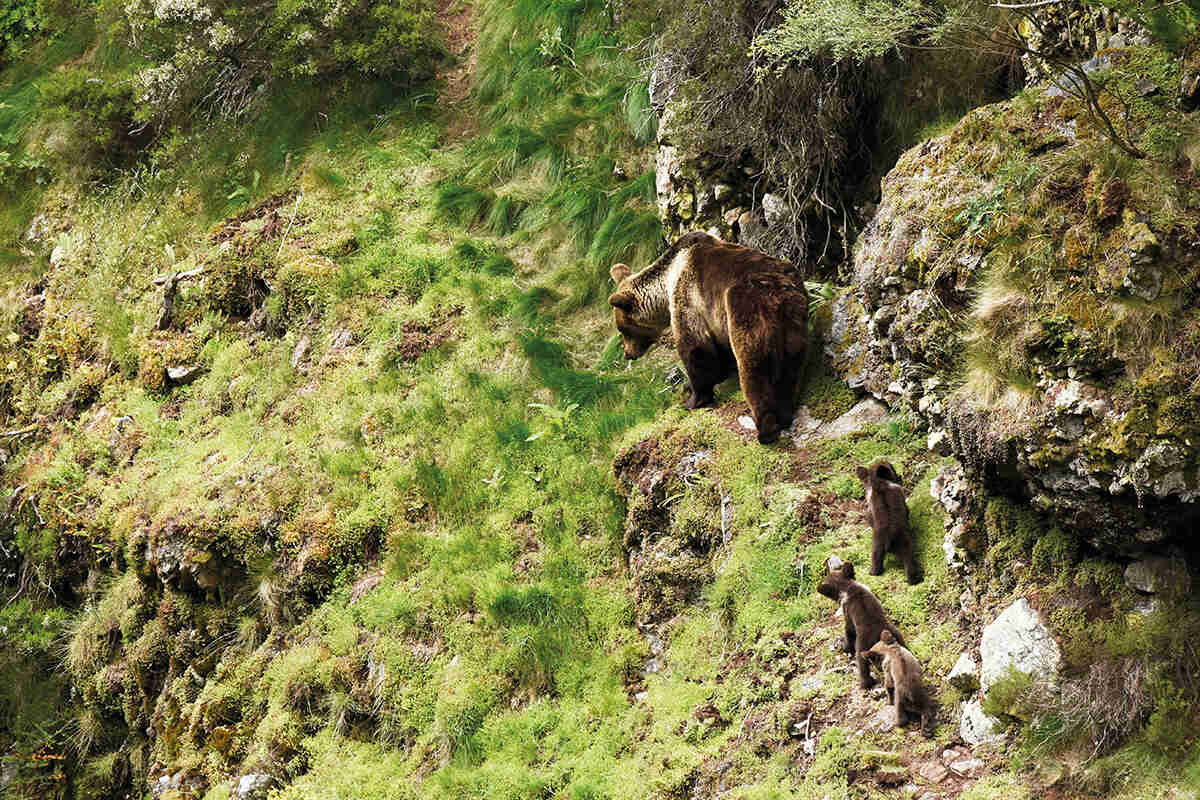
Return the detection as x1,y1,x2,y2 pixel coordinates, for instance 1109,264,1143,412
857,460,901,486
609,263,663,360
867,629,898,661
817,555,855,600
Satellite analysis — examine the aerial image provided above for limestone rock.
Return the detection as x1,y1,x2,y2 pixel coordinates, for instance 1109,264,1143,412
234,773,273,799
959,698,1004,746
980,598,1061,693
947,651,979,694
1124,555,1191,596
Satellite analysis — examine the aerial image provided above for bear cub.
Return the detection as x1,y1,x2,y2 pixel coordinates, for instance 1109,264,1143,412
816,555,906,689
867,630,935,737
857,460,919,584
608,232,808,444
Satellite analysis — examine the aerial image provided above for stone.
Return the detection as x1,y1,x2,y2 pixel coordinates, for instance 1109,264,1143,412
947,651,979,694
959,698,1004,746
916,761,949,784
926,429,949,455
980,598,1062,694
165,365,204,385
813,397,888,439
50,243,68,267
234,773,273,799
1124,555,1191,596
761,193,789,226
869,706,898,733
290,334,311,369
948,757,984,778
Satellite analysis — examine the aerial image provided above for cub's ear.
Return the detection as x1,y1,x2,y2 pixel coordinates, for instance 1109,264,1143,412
856,465,870,483
610,263,632,284
608,290,635,311
880,630,894,644
842,561,855,580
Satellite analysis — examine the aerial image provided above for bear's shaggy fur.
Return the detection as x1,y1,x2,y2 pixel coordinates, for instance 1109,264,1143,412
817,556,906,689
856,460,919,583
608,232,808,444
867,629,935,736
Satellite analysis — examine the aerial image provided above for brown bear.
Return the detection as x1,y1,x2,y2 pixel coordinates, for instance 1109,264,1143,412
857,460,919,584
608,232,808,444
867,630,935,737
817,555,906,689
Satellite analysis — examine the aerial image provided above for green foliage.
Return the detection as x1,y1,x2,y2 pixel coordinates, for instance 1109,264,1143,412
1087,0,1200,53
751,0,932,65
40,67,147,166
130,0,443,123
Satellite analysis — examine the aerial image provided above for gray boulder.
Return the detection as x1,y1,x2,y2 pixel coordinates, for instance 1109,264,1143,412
1125,555,1191,596
980,598,1061,693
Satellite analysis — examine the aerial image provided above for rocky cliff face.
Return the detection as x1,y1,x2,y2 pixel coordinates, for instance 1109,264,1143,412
830,41,1200,553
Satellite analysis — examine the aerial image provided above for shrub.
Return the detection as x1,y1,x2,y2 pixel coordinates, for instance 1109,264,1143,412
123,0,443,123
40,67,150,167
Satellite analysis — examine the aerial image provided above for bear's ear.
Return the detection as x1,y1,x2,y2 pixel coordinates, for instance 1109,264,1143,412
608,290,635,311
880,630,894,644
842,561,855,580
610,263,632,284
856,465,870,483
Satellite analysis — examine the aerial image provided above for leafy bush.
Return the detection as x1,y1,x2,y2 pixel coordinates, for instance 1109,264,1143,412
123,0,443,123
0,0,39,59
40,67,149,166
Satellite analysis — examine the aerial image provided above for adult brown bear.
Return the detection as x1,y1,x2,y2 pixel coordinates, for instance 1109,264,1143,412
608,232,808,444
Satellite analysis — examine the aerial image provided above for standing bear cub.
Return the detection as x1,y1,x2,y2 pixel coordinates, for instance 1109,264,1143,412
817,556,906,689
609,232,809,444
857,460,920,584
867,630,935,737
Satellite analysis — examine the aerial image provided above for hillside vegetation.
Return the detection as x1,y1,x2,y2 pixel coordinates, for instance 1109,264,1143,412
1,0,1199,799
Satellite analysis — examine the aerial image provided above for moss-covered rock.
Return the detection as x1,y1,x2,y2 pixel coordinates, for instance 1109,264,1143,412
838,41,1200,552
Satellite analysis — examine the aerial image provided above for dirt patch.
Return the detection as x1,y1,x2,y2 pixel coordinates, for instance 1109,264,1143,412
437,0,479,140
211,192,307,255
391,305,464,363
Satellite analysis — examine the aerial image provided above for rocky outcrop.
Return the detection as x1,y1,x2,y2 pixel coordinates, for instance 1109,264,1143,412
613,435,724,626
832,44,1200,551
653,108,775,249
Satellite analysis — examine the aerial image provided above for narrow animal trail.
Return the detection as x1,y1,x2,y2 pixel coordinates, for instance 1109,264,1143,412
436,0,480,140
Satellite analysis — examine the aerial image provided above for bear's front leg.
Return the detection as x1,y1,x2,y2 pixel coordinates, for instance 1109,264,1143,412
679,343,726,410
855,651,876,689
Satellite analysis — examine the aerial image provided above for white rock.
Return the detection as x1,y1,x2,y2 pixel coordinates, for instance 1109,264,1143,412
959,698,1004,746
235,773,273,799
947,651,979,694
980,598,1061,693
738,415,756,431
762,193,789,226
50,243,68,267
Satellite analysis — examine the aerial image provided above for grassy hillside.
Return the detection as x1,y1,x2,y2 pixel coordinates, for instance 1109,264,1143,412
0,0,1199,798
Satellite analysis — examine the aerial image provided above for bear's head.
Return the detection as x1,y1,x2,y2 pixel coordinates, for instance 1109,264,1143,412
609,263,665,360
817,554,855,600
856,460,901,486
867,629,898,663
